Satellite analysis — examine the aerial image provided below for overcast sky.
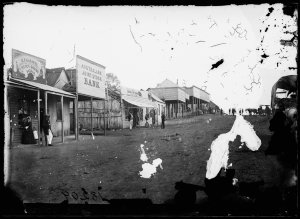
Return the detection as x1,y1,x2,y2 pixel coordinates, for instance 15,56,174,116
3,3,297,110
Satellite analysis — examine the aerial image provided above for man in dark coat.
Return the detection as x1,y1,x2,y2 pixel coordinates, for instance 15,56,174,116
152,110,156,128
161,112,166,129
42,114,52,146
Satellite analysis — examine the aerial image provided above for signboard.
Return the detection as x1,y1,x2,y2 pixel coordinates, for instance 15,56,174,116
76,55,106,99
12,49,46,84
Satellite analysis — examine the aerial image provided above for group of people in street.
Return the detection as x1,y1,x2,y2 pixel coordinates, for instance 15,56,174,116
19,108,53,146
127,110,166,130
228,108,237,116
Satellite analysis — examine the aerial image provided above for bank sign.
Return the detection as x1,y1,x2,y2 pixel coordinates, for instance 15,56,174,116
12,49,46,84
76,55,106,99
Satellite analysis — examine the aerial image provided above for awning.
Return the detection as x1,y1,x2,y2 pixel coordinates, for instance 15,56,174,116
7,78,75,98
122,95,156,108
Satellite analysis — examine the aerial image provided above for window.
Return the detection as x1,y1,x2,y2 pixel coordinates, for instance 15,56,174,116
57,101,62,121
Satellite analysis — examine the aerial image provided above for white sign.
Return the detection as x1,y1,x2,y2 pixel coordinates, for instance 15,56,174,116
12,49,46,84
76,55,106,99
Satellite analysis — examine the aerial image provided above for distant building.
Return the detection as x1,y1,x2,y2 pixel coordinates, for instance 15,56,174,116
148,79,189,119
144,90,166,125
121,87,165,128
209,101,220,114
183,86,210,115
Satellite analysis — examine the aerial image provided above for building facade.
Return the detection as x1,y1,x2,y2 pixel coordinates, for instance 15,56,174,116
184,86,210,115
121,87,165,128
148,79,189,119
5,61,76,147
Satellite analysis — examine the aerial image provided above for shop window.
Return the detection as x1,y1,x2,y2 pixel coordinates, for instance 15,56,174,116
57,101,62,121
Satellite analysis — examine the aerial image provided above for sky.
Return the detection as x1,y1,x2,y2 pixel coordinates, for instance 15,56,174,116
3,3,298,111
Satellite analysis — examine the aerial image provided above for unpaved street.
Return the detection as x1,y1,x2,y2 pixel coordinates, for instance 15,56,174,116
8,115,279,205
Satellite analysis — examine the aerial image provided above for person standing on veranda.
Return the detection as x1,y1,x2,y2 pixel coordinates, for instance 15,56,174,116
42,114,53,146
128,111,133,130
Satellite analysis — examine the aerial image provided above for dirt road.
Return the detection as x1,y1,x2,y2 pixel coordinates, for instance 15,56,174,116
8,114,280,205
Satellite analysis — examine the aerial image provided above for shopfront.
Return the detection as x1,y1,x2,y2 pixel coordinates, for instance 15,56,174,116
5,78,76,146
121,87,157,128
64,55,106,136
4,49,76,146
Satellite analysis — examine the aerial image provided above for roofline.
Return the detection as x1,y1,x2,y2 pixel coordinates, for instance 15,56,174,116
76,55,106,69
183,86,210,95
46,67,66,71
8,78,75,98
149,87,188,93
12,49,46,62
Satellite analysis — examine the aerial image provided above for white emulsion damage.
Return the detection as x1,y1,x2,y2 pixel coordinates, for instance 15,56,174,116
206,115,261,179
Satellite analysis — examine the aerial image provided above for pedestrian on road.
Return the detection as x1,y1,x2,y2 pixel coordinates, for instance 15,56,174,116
42,114,53,146
161,112,165,129
152,110,156,128
229,108,231,115
128,112,133,130
232,108,236,116
145,113,150,128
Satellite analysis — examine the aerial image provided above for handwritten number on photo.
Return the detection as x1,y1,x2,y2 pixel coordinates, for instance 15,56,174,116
71,191,78,200
80,188,89,200
61,190,69,200
91,192,98,201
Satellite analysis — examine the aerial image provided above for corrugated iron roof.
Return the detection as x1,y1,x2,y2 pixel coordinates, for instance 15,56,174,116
9,78,75,97
122,95,156,108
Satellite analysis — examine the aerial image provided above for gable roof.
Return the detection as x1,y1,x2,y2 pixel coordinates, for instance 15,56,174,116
46,67,67,86
65,68,76,79
156,78,178,88
148,91,165,103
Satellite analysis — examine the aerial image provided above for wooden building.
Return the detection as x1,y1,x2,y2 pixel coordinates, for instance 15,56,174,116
147,91,166,125
63,55,107,136
64,68,123,131
184,86,210,115
46,68,77,137
4,49,76,147
121,87,165,128
148,79,189,119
